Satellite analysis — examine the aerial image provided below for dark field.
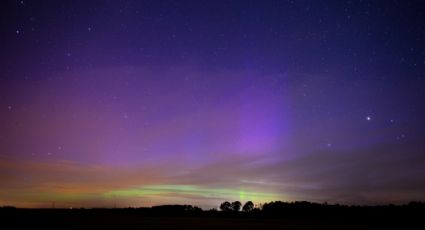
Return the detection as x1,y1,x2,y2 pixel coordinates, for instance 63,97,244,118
3,215,366,229
2,204,423,229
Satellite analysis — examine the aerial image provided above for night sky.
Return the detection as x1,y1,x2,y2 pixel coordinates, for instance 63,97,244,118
1,0,425,208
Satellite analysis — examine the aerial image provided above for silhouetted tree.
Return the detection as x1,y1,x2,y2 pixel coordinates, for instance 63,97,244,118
242,201,254,212
219,201,231,212
231,201,242,212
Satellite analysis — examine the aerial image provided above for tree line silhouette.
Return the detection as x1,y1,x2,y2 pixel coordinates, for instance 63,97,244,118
1,201,424,229
2,200,424,216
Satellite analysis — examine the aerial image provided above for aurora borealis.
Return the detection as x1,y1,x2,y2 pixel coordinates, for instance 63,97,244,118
1,0,425,208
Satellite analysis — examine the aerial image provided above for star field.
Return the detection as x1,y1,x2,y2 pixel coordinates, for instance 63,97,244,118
1,0,425,208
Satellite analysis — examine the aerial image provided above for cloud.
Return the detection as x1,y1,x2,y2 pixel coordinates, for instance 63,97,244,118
1,138,424,207
261,139,425,204
0,156,168,207
160,139,425,205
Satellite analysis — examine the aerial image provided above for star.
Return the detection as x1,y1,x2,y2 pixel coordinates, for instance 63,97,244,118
7,105,12,110
88,27,92,32
15,30,20,34
366,116,371,121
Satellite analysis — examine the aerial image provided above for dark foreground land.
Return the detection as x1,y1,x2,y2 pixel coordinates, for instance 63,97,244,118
1,202,424,229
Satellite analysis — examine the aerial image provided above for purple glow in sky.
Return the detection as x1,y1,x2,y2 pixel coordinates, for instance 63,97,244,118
1,0,425,208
